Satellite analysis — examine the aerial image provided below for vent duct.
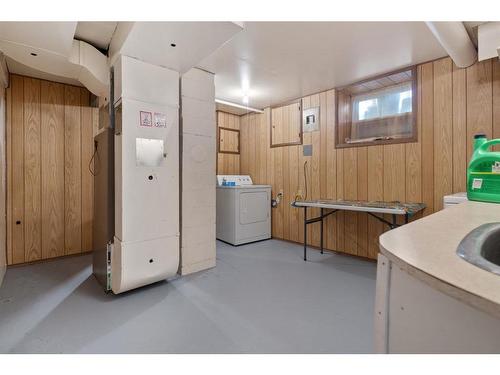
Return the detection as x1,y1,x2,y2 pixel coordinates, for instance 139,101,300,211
426,22,477,68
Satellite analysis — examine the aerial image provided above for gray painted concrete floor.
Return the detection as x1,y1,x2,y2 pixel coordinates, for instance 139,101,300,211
0,240,376,353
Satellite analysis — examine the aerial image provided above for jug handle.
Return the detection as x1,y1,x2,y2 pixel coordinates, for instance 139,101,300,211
480,139,500,152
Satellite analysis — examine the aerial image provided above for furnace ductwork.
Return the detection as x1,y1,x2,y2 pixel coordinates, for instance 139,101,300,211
426,22,477,68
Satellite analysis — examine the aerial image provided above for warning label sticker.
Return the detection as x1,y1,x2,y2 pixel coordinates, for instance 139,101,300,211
154,112,167,128
472,178,483,190
140,111,153,127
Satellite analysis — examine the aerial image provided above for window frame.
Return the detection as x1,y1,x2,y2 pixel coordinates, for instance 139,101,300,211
335,65,418,149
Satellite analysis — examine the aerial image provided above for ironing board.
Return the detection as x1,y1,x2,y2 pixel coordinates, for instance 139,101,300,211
291,199,426,261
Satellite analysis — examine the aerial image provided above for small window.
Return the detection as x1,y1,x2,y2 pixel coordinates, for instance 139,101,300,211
336,67,417,148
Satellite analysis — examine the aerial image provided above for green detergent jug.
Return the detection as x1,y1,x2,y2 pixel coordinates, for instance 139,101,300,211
467,134,500,203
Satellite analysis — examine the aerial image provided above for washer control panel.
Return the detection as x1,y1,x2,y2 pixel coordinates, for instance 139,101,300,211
216,175,253,186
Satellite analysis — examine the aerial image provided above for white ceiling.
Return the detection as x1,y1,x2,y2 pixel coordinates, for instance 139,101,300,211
0,21,452,107
75,22,117,51
0,22,115,87
0,22,81,83
0,22,76,57
109,22,243,73
0,21,243,95
198,22,449,109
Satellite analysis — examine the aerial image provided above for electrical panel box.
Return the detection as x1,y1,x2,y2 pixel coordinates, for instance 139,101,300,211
303,107,320,132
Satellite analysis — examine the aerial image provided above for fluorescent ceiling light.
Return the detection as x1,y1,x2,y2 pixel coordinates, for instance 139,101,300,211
215,99,264,114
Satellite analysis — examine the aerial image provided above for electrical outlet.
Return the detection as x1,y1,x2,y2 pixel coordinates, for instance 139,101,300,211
303,144,313,156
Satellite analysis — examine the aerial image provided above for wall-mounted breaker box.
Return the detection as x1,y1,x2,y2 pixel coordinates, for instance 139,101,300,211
303,107,320,132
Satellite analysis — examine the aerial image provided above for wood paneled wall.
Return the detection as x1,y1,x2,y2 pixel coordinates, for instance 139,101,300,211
217,111,240,175
6,74,98,265
240,57,500,260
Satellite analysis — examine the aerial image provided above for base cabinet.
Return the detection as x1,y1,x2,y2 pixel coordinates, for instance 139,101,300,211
374,254,500,353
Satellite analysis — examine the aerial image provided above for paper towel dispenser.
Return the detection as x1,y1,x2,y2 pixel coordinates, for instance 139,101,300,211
136,138,165,167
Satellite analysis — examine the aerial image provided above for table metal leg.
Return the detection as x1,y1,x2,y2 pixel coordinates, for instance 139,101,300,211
303,207,307,261
320,208,324,254
392,214,397,229
405,213,409,224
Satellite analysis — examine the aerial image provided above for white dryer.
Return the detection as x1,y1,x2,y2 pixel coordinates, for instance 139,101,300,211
216,175,271,245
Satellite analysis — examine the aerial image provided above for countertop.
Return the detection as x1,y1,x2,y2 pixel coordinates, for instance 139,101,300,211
379,201,500,316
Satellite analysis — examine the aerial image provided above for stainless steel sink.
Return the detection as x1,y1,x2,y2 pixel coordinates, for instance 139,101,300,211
457,223,500,275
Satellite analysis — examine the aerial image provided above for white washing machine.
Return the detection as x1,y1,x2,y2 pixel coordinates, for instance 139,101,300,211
216,175,272,245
